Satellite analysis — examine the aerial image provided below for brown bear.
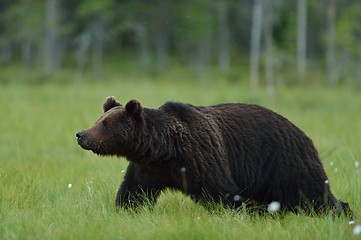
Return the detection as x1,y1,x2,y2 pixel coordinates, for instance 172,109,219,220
76,96,353,217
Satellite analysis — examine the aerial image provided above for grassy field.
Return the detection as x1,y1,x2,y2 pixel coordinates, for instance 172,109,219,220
0,79,360,239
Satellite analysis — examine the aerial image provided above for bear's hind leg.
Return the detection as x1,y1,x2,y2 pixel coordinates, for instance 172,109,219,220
303,189,355,220
339,201,355,220
326,197,355,220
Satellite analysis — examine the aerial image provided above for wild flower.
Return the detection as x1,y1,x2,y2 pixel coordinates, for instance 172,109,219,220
233,195,241,201
353,225,361,235
267,201,281,213
68,183,72,189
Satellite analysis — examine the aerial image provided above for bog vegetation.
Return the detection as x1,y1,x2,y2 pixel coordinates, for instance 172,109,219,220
0,78,360,239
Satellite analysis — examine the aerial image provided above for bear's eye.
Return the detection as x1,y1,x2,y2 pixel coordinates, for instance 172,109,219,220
101,121,108,131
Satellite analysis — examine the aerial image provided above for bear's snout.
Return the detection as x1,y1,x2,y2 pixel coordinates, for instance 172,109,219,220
76,131,93,151
76,131,85,143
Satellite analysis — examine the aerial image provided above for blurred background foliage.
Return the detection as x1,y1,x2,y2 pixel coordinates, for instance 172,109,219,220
0,0,361,89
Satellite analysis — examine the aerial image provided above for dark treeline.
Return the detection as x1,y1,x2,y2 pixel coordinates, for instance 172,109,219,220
0,0,360,86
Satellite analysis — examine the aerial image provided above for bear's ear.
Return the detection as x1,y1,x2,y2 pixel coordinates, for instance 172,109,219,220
103,96,122,113
125,99,143,118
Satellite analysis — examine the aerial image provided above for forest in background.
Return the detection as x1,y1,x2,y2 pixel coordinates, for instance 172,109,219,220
0,0,361,90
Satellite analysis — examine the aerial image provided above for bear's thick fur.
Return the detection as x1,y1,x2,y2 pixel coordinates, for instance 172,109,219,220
76,96,352,217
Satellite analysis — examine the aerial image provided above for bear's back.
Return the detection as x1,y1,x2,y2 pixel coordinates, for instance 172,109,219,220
160,102,322,196
160,101,299,137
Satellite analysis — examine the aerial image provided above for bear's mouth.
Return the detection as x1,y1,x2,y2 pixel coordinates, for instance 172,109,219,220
76,132,122,157
77,138,92,151
76,134,101,153
78,139,107,155
91,145,108,156
78,141,109,156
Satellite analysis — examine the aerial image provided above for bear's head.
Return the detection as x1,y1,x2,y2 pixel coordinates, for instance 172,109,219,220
76,96,144,157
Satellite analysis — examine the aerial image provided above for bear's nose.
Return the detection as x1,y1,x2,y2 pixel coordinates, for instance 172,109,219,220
76,131,85,142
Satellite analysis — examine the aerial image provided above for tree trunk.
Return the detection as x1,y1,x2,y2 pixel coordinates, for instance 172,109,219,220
133,22,151,71
44,0,59,74
197,31,212,76
22,1,33,70
92,16,105,79
264,0,274,102
154,21,169,72
218,0,230,73
0,42,13,64
326,0,336,85
249,0,263,97
22,37,32,70
297,0,307,83
358,56,361,83
74,30,91,83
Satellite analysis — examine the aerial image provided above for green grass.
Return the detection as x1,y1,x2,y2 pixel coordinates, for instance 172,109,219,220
0,79,360,239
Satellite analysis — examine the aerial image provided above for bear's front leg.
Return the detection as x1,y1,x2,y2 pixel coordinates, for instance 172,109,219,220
115,181,136,208
115,181,162,208
115,163,163,208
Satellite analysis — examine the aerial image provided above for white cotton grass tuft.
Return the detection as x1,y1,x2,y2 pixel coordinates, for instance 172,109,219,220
233,195,241,201
355,161,359,168
353,225,361,235
68,183,72,189
267,201,281,213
